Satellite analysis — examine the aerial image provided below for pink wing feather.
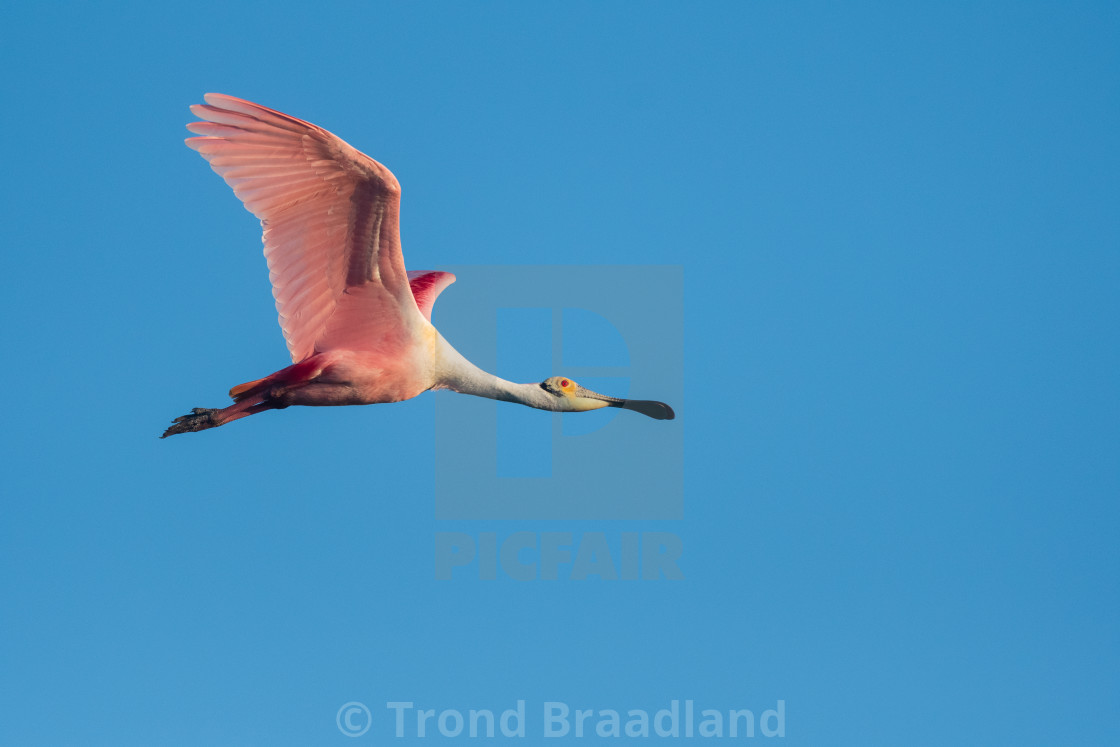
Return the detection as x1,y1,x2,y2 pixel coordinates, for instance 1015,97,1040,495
185,93,423,363
406,270,456,322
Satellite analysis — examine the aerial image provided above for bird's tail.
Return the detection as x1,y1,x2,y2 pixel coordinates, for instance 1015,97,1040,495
229,375,270,402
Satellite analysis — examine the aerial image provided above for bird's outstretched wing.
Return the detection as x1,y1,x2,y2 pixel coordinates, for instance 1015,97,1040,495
186,93,420,363
406,270,456,322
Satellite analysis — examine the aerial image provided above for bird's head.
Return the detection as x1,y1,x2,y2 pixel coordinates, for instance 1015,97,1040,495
539,376,675,420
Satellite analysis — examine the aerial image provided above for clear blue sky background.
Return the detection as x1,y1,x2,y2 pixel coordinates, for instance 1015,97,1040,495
1,2,1117,744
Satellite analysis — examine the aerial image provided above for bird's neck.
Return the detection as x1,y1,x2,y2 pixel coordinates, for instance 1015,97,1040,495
432,334,557,411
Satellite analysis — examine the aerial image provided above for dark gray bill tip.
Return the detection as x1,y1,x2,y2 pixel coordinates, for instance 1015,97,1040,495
618,399,676,420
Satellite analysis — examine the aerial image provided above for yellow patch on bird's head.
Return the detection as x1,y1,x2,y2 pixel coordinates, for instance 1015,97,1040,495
540,376,614,412
541,376,577,397
539,377,675,420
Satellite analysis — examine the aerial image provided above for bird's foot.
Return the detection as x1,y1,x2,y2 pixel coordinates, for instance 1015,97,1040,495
161,407,221,438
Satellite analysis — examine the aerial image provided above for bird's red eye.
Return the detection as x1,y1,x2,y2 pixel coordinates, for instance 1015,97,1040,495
560,379,570,388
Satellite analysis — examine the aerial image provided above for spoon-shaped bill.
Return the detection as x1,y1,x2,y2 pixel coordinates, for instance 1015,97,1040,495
574,384,676,420
619,399,676,420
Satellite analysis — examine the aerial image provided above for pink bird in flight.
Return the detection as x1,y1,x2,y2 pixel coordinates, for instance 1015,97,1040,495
162,94,674,438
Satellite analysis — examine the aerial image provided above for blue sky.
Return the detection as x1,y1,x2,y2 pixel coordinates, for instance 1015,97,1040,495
1,1,1117,744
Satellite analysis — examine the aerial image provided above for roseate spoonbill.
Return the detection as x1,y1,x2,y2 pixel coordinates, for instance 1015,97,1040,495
162,94,674,438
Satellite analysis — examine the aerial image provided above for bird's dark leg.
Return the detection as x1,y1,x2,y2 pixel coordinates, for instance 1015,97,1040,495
160,401,275,439
161,408,221,438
